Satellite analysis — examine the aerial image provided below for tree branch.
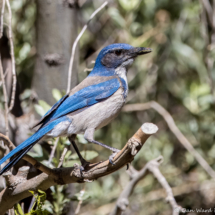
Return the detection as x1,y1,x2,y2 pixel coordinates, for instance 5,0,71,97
0,0,5,38
0,123,158,214
110,156,182,215
66,1,108,93
48,137,59,167
5,0,17,112
200,0,213,27
122,101,215,179
58,147,68,168
0,55,9,137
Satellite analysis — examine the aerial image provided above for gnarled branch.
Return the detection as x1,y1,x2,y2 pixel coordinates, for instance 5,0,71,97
110,156,182,215
123,101,215,179
0,123,158,214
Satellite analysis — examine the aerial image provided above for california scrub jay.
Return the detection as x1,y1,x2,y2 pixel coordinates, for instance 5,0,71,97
0,43,151,175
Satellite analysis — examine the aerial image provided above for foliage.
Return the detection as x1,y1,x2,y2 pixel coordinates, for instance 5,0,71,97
14,190,50,215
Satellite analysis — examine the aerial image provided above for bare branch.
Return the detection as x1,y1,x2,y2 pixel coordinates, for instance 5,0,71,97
122,101,215,179
0,123,158,214
110,156,182,215
200,0,213,27
16,166,30,179
66,1,108,93
5,0,17,112
0,68,9,87
147,157,181,215
0,55,9,137
0,0,5,38
135,179,215,204
58,147,68,168
48,137,59,166
75,185,85,214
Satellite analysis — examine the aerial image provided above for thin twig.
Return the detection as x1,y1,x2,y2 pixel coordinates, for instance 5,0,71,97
48,137,59,166
0,68,9,87
66,1,108,93
0,0,5,38
206,57,215,100
147,157,181,215
5,0,16,112
0,55,9,137
110,156,182,215
123,101,215,179
58,147,68,168
200,0,213,26
75,184,85,214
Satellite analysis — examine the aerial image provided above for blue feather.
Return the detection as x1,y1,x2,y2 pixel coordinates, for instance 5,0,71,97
32,94,69,128
43,94,69,117
40,78,120,126
0,116,71,167
89,43,133,77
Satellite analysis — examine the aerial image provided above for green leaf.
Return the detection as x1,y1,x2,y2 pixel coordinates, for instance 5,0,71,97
38,100,51,112
28,144,43,158
42,200,53,214
77,134,88,144
14,203,24,215
64,160,79,167
34,104,46,116
65,150,72,159
118,0,139,11
29,190,37,198
52,88,62,102
71,191,90,201
50,186,55,193
38,189,47,203
38,189,46,195
42,160,55,168
20,89,31,100
108,8,125,28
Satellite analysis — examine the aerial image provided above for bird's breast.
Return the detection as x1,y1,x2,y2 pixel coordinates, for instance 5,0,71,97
115,66,128,98
67,88,125,134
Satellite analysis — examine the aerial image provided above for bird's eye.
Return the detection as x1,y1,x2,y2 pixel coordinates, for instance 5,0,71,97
114,50,122,56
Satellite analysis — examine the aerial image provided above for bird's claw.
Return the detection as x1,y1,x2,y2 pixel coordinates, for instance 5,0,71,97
109,149,120,165
79,159,91,177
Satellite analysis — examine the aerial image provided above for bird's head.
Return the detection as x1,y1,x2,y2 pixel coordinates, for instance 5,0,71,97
89,43,152,76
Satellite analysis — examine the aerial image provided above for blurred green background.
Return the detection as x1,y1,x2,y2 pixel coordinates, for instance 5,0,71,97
1,0,215,214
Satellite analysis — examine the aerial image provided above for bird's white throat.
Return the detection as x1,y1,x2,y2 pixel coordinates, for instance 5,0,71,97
115,58,133,98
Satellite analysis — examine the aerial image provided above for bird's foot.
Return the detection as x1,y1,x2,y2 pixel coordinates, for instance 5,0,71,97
109,149,120,165
79,158,91,177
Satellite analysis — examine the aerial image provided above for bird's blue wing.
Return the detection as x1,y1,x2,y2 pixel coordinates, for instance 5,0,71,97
39,78,120,127
33,94,69,128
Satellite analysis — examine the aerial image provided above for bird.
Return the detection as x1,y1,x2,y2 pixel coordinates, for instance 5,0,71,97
0,43,152,175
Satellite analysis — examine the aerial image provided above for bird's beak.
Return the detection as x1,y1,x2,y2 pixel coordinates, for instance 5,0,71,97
128,47,152,57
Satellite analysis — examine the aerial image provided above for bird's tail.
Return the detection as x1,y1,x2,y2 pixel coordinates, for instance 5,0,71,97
0,116,69,175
